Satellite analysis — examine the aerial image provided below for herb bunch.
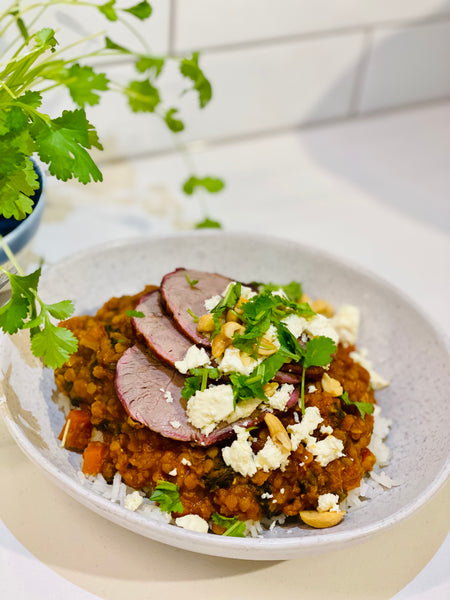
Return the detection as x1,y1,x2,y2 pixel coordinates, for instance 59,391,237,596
0,0,224,368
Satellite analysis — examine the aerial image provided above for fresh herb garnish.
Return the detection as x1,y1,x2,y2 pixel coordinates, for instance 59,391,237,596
149,481,183,513
187,308,199,323
340,391,374,419
229,349,290,407
126,310,144,318
211,513,246,537
232,289,313,358
0,263,78,369
185,272,199,288
300,336,337,414
254,281,304,303
181,367,221,400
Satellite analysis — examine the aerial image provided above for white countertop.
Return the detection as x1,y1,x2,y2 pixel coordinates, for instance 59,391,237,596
1,102,449,599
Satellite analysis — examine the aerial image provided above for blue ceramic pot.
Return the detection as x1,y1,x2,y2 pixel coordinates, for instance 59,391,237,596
0,161,45,263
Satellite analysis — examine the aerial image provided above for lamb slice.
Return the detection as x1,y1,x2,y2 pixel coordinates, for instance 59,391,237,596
116,346,299,447
160,268,233,346
132,290,193,367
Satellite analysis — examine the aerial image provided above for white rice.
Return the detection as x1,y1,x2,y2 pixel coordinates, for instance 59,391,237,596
78,405,395,536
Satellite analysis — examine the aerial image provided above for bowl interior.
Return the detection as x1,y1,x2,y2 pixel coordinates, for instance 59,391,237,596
1,232,449,559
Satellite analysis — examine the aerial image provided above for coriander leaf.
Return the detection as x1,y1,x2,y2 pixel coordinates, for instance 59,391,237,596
124,1,152,19
64,64,109,107
281,281,302,303
31,109,103,183
211,513,246,537
275,323,305,362
99,0,118,21
300,336,337,415
195,218,222,229
181,367,220,399
0,268,41,334
303,336,336,369
182,176,224,195
185,272,199,288
149,481,183,513
180,375,201,400
0,153,39,216
164,108,184,132
30,321,78,368
34,28,58,49
341,391,374,419
105,36,130,53
211,282,241,316
179,52,212,108
126,309,145,318
44,299,75,320
135,55,164,76
126,79,160,112
17,91,42,109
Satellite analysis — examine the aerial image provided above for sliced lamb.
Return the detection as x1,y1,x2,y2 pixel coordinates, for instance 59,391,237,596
160,268,232,346
132,290,193,367
116,346,299,446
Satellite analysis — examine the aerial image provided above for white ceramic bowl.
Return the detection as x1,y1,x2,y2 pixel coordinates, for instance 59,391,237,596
1,232,449,560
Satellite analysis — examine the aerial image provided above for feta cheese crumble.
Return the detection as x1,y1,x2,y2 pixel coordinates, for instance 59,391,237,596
222,425,290,477
175,514,209,533
350,348,390,390
317,493,340,513
288,406,345,466
267,384,294,411
175,345,210,374
331,305,360,346
124,491,144,512
218,346,261,376
186,384,234,435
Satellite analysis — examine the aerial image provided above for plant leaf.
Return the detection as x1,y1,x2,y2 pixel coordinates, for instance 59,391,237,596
182,176,224,195
98,0,118,21
125,79,160,112
31,109,103,183
64,64,109,107
149,481,183,513
164,108,184,132
179,52,212,108
124,1,152,19
195,218,222,229
30,321,78,368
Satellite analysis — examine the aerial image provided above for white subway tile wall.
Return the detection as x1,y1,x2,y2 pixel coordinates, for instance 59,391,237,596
173,0,450,51
358,20,450,112
6,1,450,159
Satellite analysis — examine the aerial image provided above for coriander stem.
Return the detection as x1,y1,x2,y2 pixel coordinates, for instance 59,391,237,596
0,236,25,276
300,368,306,416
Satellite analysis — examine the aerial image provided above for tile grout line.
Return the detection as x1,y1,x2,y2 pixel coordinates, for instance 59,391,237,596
94,98,450,167
167,0,177,56
172,10,450,56
348,28,374,117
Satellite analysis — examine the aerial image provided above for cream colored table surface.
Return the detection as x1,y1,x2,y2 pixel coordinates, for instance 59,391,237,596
1,103,450,599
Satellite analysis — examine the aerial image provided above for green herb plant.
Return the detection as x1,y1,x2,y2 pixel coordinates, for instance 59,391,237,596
0,0,224,368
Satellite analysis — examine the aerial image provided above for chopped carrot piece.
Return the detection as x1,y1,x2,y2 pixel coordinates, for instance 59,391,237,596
58,409,92,452
82,442,106,476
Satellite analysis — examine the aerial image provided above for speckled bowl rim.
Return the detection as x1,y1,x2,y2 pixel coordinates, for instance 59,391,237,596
1,231,449,560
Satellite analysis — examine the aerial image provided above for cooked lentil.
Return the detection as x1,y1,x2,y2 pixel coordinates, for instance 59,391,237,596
55,287,376,524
